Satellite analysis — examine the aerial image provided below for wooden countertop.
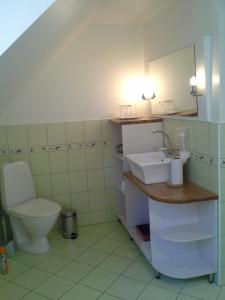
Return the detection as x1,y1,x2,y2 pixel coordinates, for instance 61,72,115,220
123,172,217,204
109,116,163,126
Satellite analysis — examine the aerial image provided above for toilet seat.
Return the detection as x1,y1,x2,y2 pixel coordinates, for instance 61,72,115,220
8,198,61,221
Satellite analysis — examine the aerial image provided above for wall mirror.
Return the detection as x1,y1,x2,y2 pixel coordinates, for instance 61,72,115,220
149,45,197,117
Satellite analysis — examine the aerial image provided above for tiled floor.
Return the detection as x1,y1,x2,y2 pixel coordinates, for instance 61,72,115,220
0,222,224,300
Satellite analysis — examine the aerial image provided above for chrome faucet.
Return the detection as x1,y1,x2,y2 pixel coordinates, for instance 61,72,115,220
152,130,172,157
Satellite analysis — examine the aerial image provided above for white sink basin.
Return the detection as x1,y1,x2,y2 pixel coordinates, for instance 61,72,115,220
125,151,171,184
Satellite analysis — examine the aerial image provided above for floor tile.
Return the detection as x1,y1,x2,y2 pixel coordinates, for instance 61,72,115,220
76,233,100,246
12,251,49,267
34,275,74,300
88,224,114,237
137,285,177,300
123,261,154,283
218,286,225,300
55,242,88,259
91,238,122,254
36,254,70,273
0,277,8,288
57,260,93,282
98,255,133,274
107,276,146,300
60,284,101,300
22,292,49,300
98,294,121,300
0,282,29,300
0,260,30,281
177,295,200,300
113,242,141,259
78,225,95,235
106,227,130,242
76,248,108,267
182,278,220,300
81,268,118,292
49,238,67,252
151,275,185,292
13,268,51,289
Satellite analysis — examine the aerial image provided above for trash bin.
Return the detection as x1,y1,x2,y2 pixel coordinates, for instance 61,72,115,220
61,209,78,239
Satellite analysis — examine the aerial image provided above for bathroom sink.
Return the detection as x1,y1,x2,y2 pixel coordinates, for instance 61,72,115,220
125,151,171,184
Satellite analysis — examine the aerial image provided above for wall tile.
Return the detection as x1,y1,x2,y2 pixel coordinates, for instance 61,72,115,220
195,121,209,155
51,173,70,196
86,148,103,170
10,154,29,163
209,123,219,158
196,160,210,189
84,120,102,142
71,192,89,213
209,165,219,194
104,168,113,189
105,209,117,222
78,213,90,226
69,171,87,193
171,119,183,146
47,123,66,145
68,149,86,171
87,169,105,190
0,127,8,148
220,123,225,158
30,152,50,175
101,120,112,141
49,150,68,173
184,158,197,183
66,121,84,144
27,124,47,147
182,120,196,152
89,190,106,211
103,147,113,168
219,202,225,236
7,125,28,148
53,194,71,209
33,174,52,197
220,168,225,201
105,189,115,209
90,211,106,224
219,235,225,267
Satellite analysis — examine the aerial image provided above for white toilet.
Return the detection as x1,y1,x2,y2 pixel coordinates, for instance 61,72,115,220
1,161,61,254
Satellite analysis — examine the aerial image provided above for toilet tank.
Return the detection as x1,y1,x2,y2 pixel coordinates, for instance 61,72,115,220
1,161,36,209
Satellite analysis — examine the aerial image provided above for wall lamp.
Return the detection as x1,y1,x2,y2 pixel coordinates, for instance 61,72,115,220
142,92,156,100
190,76,203,97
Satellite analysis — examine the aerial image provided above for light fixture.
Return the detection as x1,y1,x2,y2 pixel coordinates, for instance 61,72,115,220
142,92,156,100
190,76,203,97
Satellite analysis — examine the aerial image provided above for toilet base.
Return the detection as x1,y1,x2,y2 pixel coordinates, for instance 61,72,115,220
17,237,50,254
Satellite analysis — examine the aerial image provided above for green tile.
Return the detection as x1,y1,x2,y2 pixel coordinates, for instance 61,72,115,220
151,275,185,292
60,284,101,300
99,294,121,300
218,286,225,300
55,242,88,259
27,124,47,147
47,123,66,145
10,154,29,163
84,120,102,142
124,261,154,283
0,260,30,281
57,260,93,282
209,123,219,157
22,292,49,300
0,277,8,288
107,276,146,300
0,282,29,300
220,123,225,158
105,189,115,209
99,255,132,274
0,126,8,148
137,284,177,300
81,268,118,292
104,168,113,189
220,168,225,200
209,165,219,193
69,171,87,193
33,175,52,197
89,190,106,211
7,125,28,148
183,158,197,183
103,147,112,168
49,150,68,173
195,121,209,155
36,254,70,273
87,169,105,190
53,194,71,209
163,119,172,145
88,223,114,237
182,278,220,300
68,149,86,171
35,275,73,300
76,248,108,267
101,120,112,141
182,121,196,152
77,233,100,247
196,161,210,189
13,268,50,289
12,251,49,267
86,148,103,169
49,238,67,252
106,227,130,242
177,295,200,300
219,235,225,267
91,237,122,254
104,209,116,222
219,267,225,285
30,153,50,175
71,192,89,213
66,121,84,144
78,213,90,226
90,211,106,224
51,173,70,196
219,202,225,235
113,242,141,259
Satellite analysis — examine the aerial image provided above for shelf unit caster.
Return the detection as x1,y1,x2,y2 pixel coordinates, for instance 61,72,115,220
117,218,121,223
208,274,214,284
155,271,160,279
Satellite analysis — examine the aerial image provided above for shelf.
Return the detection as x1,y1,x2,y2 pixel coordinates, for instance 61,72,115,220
113,152,124,161
152,223,214,243
129,228,151,262
153,256,215,279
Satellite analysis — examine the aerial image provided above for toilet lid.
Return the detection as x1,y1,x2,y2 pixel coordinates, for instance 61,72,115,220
9,198,61,218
